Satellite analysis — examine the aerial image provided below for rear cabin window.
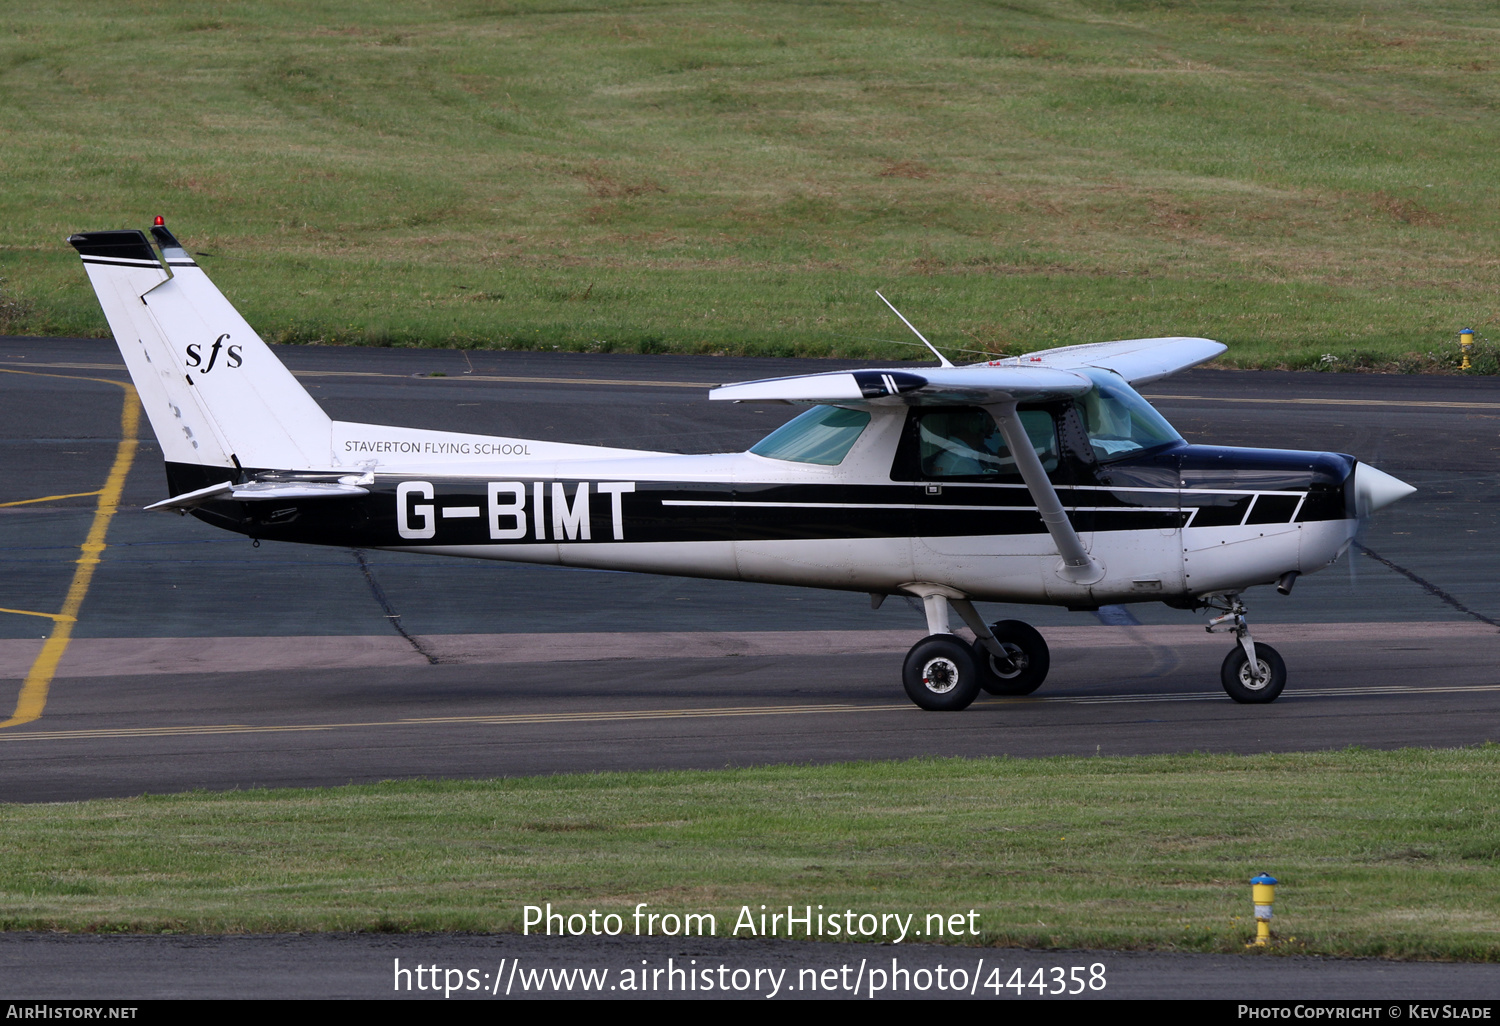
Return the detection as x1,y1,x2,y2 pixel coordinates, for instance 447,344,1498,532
914,407,1058,479
750,405,872,466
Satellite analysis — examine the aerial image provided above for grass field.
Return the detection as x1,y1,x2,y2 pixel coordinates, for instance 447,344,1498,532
1,1,1498,366
3,749,1498,959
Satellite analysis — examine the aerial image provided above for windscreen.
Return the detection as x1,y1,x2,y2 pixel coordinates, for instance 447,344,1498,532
1076,369,1182,460
750,405,871,465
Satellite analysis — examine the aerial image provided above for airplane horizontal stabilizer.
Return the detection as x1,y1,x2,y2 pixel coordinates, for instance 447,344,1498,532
144,480,370,513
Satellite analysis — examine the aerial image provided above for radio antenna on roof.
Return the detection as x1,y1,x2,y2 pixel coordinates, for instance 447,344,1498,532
875,290,954,368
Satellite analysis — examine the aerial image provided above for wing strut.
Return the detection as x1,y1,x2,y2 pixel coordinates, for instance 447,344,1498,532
987,403,1104,584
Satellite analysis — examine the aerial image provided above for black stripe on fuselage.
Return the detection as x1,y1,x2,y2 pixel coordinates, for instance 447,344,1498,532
164,463,1348,549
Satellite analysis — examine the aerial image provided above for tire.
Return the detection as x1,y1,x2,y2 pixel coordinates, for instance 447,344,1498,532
972,620,1050,696
902,635,982,711
1220,643,1286,704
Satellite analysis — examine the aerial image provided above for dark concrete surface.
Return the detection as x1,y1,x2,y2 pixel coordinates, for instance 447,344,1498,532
2,340,1498,1000
4,932,1499,1000
1,338,1497,804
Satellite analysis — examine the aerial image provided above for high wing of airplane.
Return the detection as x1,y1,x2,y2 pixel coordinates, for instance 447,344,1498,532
68,222,1416,711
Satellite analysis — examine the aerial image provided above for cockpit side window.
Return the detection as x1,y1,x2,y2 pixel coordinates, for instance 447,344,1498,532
750,405,872,465
892,406,1058,480
1076,370,1182,461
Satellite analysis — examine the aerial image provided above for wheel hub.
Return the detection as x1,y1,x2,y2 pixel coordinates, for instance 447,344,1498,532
1238,659,1271,690
921,657,960,694
988,643,1026,678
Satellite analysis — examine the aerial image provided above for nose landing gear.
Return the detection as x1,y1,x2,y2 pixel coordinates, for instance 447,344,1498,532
1206,594,1286,703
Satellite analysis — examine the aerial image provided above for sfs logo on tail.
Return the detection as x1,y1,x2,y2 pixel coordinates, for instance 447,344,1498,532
184,333,243,372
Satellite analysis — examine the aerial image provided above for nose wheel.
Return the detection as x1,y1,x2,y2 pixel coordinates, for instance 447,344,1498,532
1206,593,1287,704
1221,644,1286,703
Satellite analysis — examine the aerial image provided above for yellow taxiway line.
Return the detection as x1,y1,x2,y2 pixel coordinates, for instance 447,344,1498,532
7,360,1500,408
0,360,716,390
0,490,106,508
5,682,1499,743
297,370,719,389
1143,393,1500,411
0,702,911,741
0,369,139,729
0,608,75,622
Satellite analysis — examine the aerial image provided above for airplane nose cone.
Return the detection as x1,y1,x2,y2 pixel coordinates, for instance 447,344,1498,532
1353,462,1416,517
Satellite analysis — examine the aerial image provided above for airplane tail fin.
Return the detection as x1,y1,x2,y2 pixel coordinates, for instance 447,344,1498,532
68,224,332,474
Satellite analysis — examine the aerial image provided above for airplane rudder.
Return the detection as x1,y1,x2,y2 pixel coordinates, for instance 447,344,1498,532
67,229,170,323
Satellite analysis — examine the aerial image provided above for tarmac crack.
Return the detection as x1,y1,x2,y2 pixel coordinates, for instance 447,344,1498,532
351,548,441,664
1357,543,1500,630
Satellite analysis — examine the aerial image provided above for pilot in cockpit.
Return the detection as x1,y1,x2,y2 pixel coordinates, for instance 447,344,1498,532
921,409,1012,477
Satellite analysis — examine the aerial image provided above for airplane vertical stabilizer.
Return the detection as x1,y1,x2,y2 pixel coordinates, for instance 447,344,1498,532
68,227,332,471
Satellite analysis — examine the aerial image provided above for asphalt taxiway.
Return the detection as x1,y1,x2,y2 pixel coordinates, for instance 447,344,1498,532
4,338,1500,1000
1,338,1498,803
7,932,1500,999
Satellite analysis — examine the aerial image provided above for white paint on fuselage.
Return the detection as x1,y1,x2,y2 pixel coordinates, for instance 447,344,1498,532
1181,517,1356,597
355,403,1354,608
386,515,1359,607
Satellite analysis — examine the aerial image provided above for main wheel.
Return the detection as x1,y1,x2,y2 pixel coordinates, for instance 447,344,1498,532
902,635,982,711
1220,643,1286,704
972,620,1050,696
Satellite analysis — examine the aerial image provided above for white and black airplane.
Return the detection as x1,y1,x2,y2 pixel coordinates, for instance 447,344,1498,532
69,222,1415,711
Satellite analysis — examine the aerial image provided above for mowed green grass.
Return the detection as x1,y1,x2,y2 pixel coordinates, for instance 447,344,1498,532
3,749,1499,958
1,1,1498,366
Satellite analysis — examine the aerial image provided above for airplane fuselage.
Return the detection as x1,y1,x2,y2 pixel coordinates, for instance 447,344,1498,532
166,426,1359,610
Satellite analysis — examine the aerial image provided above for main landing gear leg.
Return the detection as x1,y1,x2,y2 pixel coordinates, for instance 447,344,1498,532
900,594,1050,709
951,598,1049,696
1206,594,1286,704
